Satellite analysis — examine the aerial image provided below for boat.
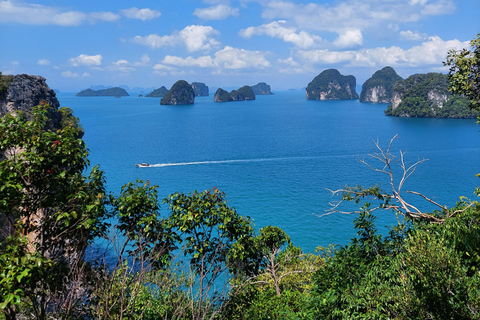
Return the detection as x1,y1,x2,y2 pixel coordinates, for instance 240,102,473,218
135,163,150,167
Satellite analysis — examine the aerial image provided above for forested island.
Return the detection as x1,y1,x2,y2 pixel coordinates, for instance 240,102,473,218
1,33,480,320
214,85,256,102
160,80,195,105
385,73,478,118
306,69,358,100
76,87,129,97
146,86,169,97
360,66,403,103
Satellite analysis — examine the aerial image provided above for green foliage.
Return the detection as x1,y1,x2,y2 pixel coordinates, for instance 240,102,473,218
360,66,403,102
236,85,256,100
306,69,358,100
160,80,195,105
0,104,109,319
146,86,168,97
444,32,480,112
0,72,14,99
214,88,233,102
76,87,129,97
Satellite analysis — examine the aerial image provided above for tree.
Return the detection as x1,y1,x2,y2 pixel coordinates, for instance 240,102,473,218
0,105,109,319
444,32,480,113
164,188,254,320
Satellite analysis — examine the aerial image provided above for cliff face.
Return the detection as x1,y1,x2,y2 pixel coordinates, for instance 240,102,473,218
251,82,272,95
0,74,62,128
306,69,358,100
360,66,403,103
385,73,476,118
191,82,209,96
214,86,256,102
160,80,195,105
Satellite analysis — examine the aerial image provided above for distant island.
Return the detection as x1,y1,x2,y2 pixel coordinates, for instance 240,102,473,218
306,69,358,100
146,86,169,97
214,86,256,102
191,82,209,96
76,87,129,97
360,66,403,103
160,80,195,105
251,82,273,95
385,73,477,118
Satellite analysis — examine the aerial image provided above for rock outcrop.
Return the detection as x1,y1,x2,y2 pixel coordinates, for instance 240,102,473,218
251,82,273,95
306,69,358,100
160,80,195,105
385,73,477,118
76,87,129,97
191,82,209,96
360,66,403,103
146,86,169,97
214,86,256,102
0,74,62,127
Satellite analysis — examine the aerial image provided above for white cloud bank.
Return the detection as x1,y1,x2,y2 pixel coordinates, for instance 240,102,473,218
0,1,120,25
193,4,239,20
121,7,161,21
69,54,102,66
132,25,220,53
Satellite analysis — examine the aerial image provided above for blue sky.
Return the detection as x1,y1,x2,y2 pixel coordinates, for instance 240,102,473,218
1,0,479,92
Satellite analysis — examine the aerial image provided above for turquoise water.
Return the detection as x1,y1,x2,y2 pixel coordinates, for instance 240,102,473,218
57,92,480,252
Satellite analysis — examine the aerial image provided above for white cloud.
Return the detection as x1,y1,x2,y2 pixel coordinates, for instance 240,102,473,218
69,54,102,66
333,29,363,48
131,34,177,49
61,71,79,78
159,46,271,71
239,20,322,49
399,30,426,41
121,7,161,21
179,25,220,52
0,1,119,26
37,59,50,66
297,36,469,67
193,4,239,20
132,25,220,52
214,46,270,69
260,0,456,32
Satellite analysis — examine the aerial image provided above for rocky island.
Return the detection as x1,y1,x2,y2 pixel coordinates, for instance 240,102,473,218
360,66,403,103
385,73,477,118
191,82,209,96
146,86,169,97
306,69,358,100
214,86,255,102
160,80,195,105
251,82,273,95
76,87,129,97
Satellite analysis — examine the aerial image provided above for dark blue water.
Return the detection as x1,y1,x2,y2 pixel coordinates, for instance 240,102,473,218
58,92,480,252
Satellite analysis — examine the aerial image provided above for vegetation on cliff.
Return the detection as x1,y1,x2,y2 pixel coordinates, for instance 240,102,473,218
160,80,195,105
214,85,255,102
0,72,14,99
146,86,168,97
306,69,358,100
360,66,403,103
191,82,209,96
385,73,478,118
76,87,129,97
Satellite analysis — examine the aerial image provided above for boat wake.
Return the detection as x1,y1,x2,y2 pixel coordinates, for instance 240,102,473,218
141,156,315,168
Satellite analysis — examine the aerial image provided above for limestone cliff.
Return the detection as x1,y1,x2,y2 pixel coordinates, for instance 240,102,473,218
385,73,477,118
306,69,358,100
191,82,209,96
251,82,273,95
360,66,403,103
0,74,62,128
160,80,195,105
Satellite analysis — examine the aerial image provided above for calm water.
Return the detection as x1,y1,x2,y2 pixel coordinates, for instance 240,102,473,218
57,91,480,252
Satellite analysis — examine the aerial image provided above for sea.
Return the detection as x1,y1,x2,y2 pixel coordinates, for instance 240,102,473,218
57,91,480,253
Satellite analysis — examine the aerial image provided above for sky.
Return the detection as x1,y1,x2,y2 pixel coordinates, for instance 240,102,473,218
1,0,479,92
